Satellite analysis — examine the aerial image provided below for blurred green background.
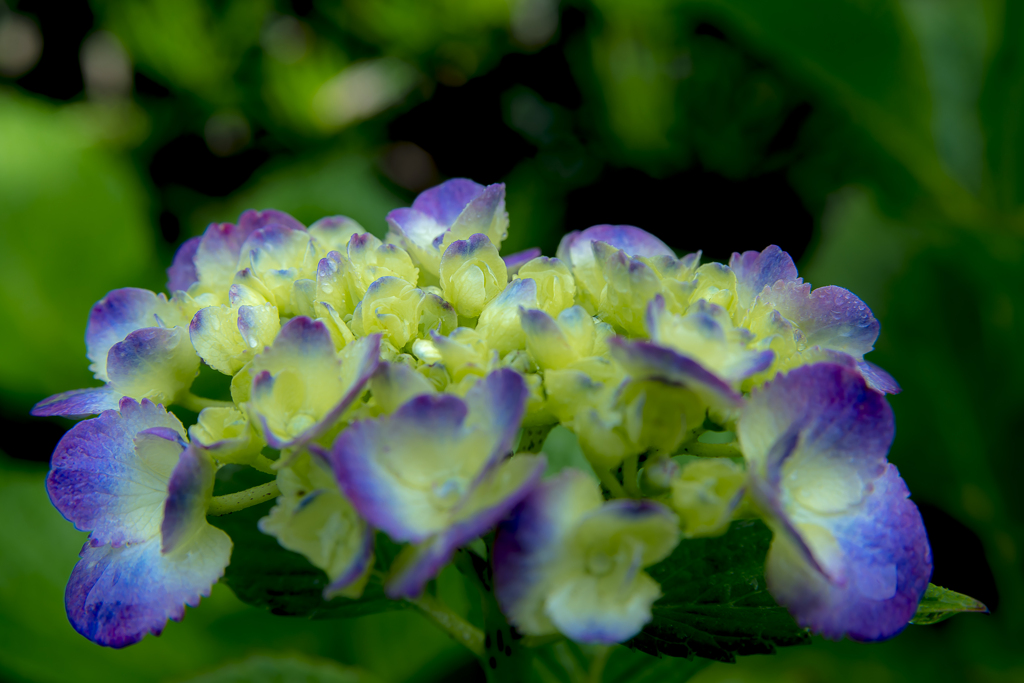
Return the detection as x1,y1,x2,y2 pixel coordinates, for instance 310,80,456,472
1,0,1021,681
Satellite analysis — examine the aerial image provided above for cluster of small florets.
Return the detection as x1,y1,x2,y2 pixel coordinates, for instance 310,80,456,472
36,178,930,649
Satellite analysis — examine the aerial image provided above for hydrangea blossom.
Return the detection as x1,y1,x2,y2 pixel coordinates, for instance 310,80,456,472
34,176,935,666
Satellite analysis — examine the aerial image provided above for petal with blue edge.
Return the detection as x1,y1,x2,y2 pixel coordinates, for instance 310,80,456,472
32,386,123,419
166,236,201,293
66,522,231,648
385,454,545,599
46,398,187,547
249,318,380,448
738,363,931,641
105,327,201,405
760,281,880,358
729,245,800,311
86,288,177,381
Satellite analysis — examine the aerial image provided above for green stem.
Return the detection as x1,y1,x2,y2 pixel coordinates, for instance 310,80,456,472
250,454,278,475
408,593,485,657
586,646,611,683
596,467,627,498
679,441,742,458
622,454,640,498
180,392,234,413
207,481,280,516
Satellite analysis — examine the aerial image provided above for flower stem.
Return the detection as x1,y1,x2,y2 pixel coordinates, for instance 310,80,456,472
408,593,485,657
180,392,234,413
596,467,627,498
678,441,742,458
622,454,640,498
207,481,280,516
586,645,611,683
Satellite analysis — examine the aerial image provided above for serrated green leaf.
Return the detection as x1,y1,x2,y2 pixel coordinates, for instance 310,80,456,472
629,520,809,663
209,499,404,619
179,654,382,683
909,583,988,626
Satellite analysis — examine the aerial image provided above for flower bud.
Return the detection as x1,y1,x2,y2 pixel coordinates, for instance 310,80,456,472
439,233,508,318
517,257,575,316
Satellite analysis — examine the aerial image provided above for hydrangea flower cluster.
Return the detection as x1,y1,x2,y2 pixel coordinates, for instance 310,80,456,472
35,178,932,654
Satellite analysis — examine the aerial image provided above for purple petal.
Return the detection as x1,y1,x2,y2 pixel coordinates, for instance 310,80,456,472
503,247,542,276
86,288,168,381
859,360,901,395
237,208,305,233
740,363,893,487
739,363,928,641
330,393,472,542
412,178,486,225
46,398,186,547
494,469,604,632
105,327,200,402
250,321,380,449
31,386,123,418
448,183,507,239
385,455,546,599
763,282,880,358
729,245,800,310
65,524,231,648
166,236,201,293
385,207,447,251
192,222,255,289
323,524,376,599
765,464,931,641
161,446,216,554
556,225,674,269
608,337,747,409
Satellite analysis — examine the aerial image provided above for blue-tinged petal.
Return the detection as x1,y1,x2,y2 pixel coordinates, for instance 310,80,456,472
739,363,929,641
503,247,543,276
477,277,539,355
739,363,892,490
258,454,374,600
413,178,486,224
189,287,280,375
331,370,528,543
161,446,216,554
729,245,800,311
86,288,175,381
608,338,744,410
369,361,437,414
307,215,365,253
166,236,201,293
761,281,880,358
331,394,473,542
858,360,901,395
31,386,122,418
439,233,508,318
66,522,231,648
387,179,503,276
765,463,931,641
237,225,320,314
556,225,674,270
188,406,265,465
443,183,509,249
385,454,545,599
385,208,448,276
105,327,201,405
192,221,259,296
544,499,678,644
46,398,187,546
249,318,380,449
238,208,305,232
493,469,605,636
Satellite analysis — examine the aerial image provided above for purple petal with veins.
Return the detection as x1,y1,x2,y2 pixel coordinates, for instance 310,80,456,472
32,386,123,419
412,178,486,225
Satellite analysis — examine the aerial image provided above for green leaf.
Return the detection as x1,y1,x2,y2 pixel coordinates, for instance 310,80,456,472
602,646,710,683
909,583,988,626
180,654,382,683
629,520,809,663
209,499,405,620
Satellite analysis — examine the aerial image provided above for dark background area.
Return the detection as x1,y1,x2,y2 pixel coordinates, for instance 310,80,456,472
0,0,1019,681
